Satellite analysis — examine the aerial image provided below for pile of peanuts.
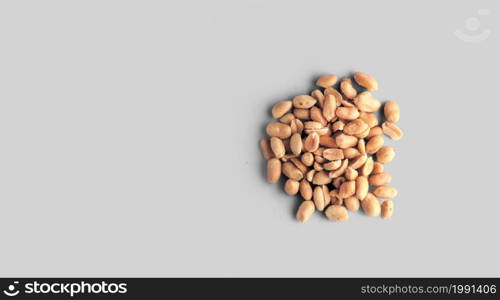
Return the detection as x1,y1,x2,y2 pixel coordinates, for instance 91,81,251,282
260,72,403,222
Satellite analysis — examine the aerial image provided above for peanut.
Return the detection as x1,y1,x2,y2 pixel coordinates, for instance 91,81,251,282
267,158,281,183
270,137,286,159
376,146,395,164
340,78,357,99
272,101,293,119
325,205,349,221
296,200,315,222
282,162,303,181
353,72,378,91
372,186,398,199
383,101,400,123
313,186,326,211
284,179,300,195
290,133,303,156
381,200,394,219
344,196,360,211
354,92,381,112
259,139,274,160
299,179,313,200
338,180,356,198
369,173,392,186
335,134,358,149
336,106,359,120
266,122,292,139
316,75,338,88
382,122,404,140
293,95,317,109
355,176,369,200
366,135,384,154
362,193,381,216
303,132,320,152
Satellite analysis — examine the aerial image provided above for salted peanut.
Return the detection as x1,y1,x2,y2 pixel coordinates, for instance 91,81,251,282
293,108,310,120
296,200,315,223
333,177,345,189
313,162,323,171
279,112,295,124
340,78,357,99
313,186,326,211
332,120,345,132
336,107,360,120
339,180,356,198
343,119,368,135
369,173,392,186
324,87,343,105
293,95,317,109
319,135,337,147
289,133,302,156
384,101,400,123
358,139,366,155
322,94,337,122
360,156,374,176
359,111,379,128
362,193,381,216
344,196,360,211
322,185,331,206
290,119,304,135
366,126,383,138
306,169,315,182
267,158,281,183
350,154,367,169
272,101,293,119
266,122,292,139
354,92,381,112
382,122,404,140
355,176,369,200
290,158,308,175
366,135,384,154
323,160,342,171
301,152,314,166
343,147,360,159
304,121,323,131
270,137,286,159
311,89,325,107
312,171,332,185
373,186,398,199
325,205,349,221
315,155,326,163
335,134,358,149
355,127,370,139
376,146,395,164
299,179,313,200
323,148,344,161
303,132,320,152
259,139,274,160
329,159,348,178
316,75,338,88
282,162,303,181
345,167,358,180
284,179,300,195
306,127,330,136
372,162,384,174
310,107,328,126
353,72,378,91
381,200,394,219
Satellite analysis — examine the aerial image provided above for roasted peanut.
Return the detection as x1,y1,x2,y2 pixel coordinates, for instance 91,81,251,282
376,146,395,164
384,101,400,123
296,200,315,222
267,158,281,183
353,72,378,91
362,193,381,216
316,75,338,88
381,200,394,219
293,95,317,109
266,122,292,139
369,173,392,186
372,186,398,199
325,205,349,221
272,101,293,119
270,137,285,159
354,92,381,113
382,122,404,140
284,179,300,195
340,78,357,99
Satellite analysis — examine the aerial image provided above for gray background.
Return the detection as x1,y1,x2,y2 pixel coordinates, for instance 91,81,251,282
0,0,498,277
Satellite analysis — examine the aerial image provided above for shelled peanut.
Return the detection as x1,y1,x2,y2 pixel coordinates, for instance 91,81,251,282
260,72,403,222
